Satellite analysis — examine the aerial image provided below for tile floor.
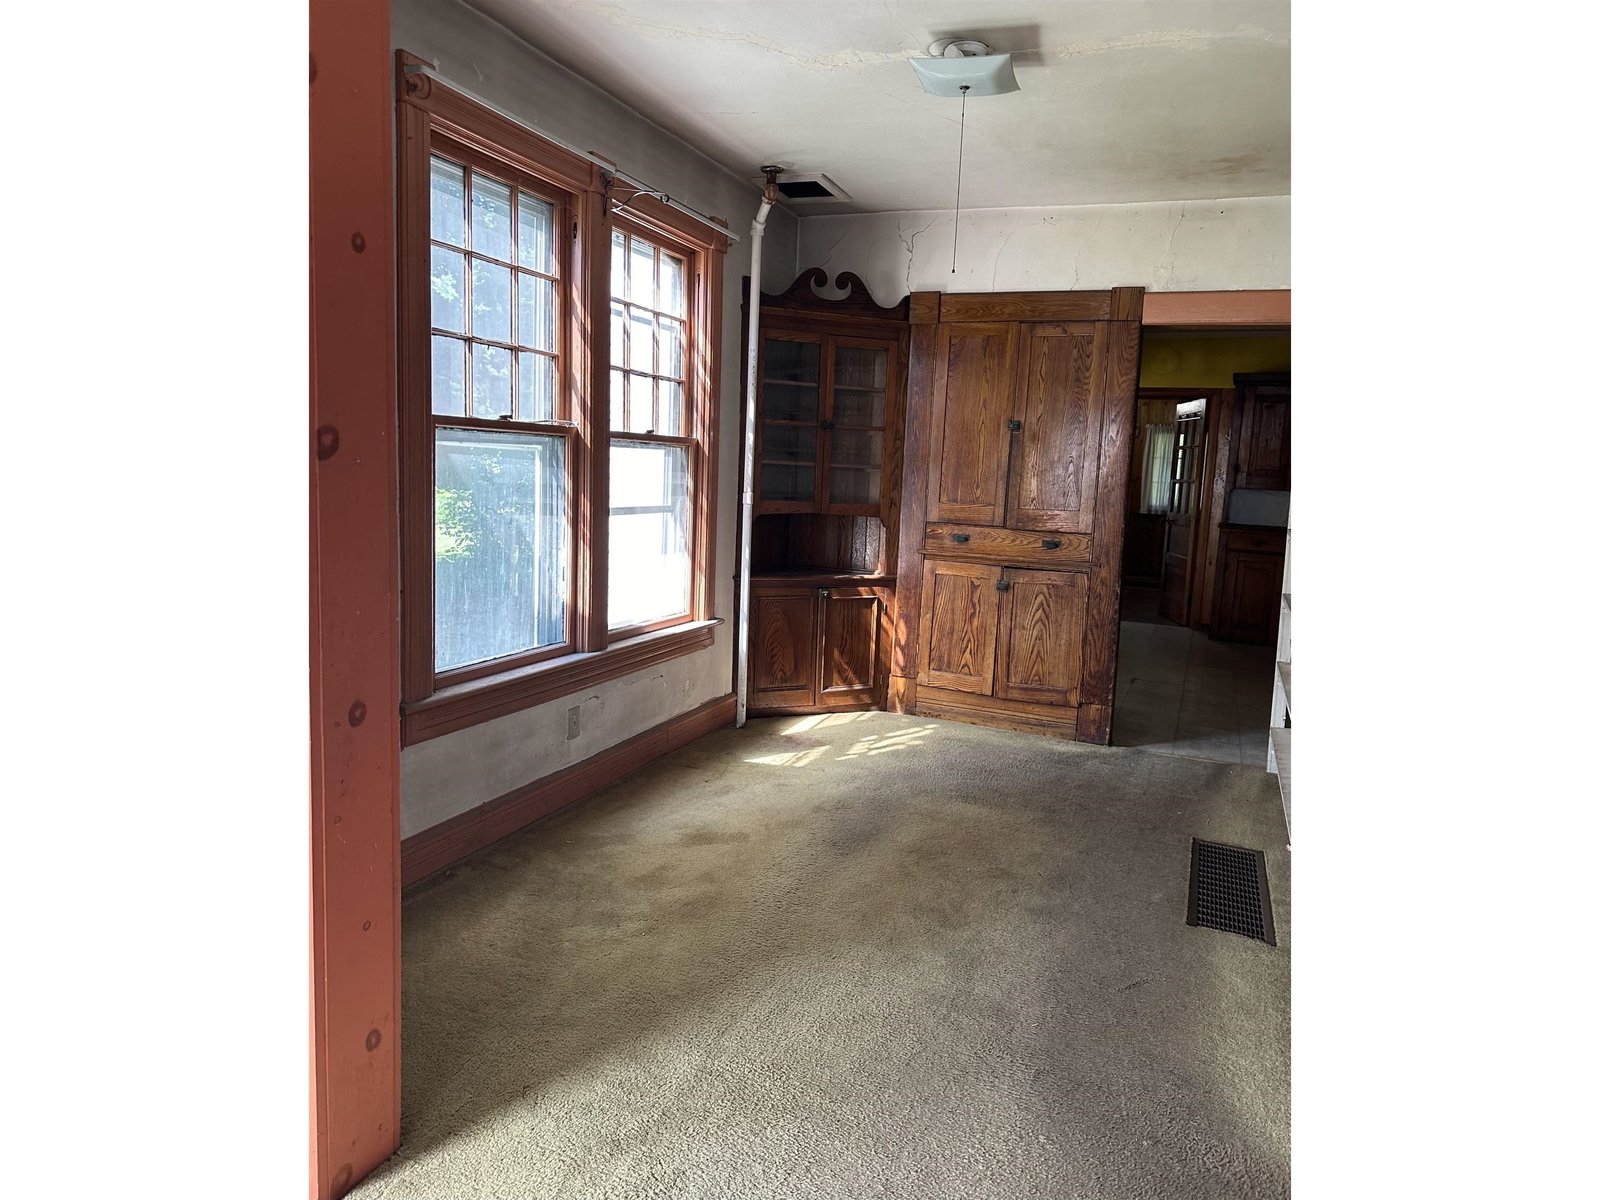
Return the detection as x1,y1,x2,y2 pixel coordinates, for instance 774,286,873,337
1113,589,1277,767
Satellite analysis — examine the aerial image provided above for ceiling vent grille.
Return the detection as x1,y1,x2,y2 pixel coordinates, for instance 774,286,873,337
753,172,850,203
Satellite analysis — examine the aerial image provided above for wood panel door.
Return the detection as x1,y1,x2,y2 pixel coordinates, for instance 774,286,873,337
1236,378,1290,490
1006,322,1107,532
925,323,1019,526
749,588,819,708
917,558,1001,695
995,569,1090,707
817,586,882,709
1215,548,1285,644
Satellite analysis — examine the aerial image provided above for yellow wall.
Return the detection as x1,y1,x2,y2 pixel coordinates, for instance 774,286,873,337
1139,331,1290,388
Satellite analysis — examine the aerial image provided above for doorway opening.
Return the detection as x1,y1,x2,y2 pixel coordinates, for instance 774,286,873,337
1112,330,1289,766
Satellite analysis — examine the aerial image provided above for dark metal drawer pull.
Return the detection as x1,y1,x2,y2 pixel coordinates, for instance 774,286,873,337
996,579,1011,592
950,533,970,543
1041,539,1061,550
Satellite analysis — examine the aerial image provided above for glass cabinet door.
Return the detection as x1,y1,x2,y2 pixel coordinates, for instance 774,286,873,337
759,337,821,504
826,343,887,508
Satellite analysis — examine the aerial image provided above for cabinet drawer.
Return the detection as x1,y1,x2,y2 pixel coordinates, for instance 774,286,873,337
923,523,1092,567
1221,528,1287,555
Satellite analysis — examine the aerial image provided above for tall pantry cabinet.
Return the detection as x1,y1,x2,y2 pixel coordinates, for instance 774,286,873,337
891,289,1144,744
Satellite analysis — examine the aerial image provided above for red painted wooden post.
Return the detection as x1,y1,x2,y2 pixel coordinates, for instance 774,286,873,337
309,1,401,1196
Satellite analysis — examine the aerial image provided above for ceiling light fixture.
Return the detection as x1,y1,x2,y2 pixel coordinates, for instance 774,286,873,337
910,39,1021,274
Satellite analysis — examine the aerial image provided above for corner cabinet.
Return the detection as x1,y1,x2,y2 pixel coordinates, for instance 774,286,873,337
749,580,891,712
758,333,901,516
740,269,910,716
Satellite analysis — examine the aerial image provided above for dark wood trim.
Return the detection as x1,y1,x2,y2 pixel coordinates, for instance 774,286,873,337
397,53,597,194
938,290,1114,323
1077,318,1143,743
608,187,731,255
394,93,433,706
401,692,736,885
915,684,1081,740
889,306,939,681
1142,289,1290,328
1196,387,1237,630
402,618,721,744
312,7,402,1196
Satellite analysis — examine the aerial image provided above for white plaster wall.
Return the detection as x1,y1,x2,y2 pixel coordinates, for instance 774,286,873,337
393,0,799,838
795,197,1289,304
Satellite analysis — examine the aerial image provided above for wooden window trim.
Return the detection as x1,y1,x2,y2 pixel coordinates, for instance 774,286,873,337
397,58,729,748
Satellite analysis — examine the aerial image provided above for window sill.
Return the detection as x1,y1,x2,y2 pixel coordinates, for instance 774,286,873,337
401,618,722,745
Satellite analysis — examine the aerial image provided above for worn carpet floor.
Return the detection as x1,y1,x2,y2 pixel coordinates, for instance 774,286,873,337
351,711,1290,1199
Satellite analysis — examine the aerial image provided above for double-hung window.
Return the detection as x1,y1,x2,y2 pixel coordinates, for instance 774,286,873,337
608,224,696,635
396,65,727,745
428,152,573,675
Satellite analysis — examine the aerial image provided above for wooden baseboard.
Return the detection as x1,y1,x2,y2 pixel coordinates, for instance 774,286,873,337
400,692,736,886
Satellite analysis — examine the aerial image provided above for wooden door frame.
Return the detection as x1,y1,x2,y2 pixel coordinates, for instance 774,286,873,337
310,1,402,1197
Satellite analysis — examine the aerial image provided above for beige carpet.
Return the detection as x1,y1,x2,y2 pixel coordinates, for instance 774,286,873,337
352,711,1290,1199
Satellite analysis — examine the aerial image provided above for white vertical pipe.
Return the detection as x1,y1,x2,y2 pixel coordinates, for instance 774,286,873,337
735,178,778,728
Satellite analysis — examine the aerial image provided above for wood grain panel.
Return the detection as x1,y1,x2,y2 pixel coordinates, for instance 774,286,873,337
917,558,1000,695
749,590,818,708
925,323,1018,526
1078,319,1143,742
915,684,1079,740
938,291,1113,323
890,315,939,681
995,569,1089,707
1006,322,1106,533
818,586,881,707
923,523,1091,567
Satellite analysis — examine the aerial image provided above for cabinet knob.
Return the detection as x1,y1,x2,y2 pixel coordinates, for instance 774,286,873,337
996,579,1011,592
950,532,970,543
819,589,830,598
1041,538,1061,550
1007,419,1022,432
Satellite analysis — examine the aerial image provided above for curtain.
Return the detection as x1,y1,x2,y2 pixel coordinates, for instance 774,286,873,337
1141,423,1176,514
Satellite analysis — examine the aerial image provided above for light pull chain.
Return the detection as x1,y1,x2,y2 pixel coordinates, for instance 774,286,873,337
952,84,969,274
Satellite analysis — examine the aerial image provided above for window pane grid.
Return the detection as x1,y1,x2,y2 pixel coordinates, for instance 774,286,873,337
611,228,690,436
608,227,698,629
430,154,564,424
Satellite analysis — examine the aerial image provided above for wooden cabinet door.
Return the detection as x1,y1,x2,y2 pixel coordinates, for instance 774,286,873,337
749,588,819,709
917,558,1001,695
926,323,1019,526
1237,382,1290,490
1216,550,1284,644
995,569,1090,707
1006,322,1106,532
817,586,883,709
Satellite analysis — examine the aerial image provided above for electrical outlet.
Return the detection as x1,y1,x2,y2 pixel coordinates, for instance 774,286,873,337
566,706,580,740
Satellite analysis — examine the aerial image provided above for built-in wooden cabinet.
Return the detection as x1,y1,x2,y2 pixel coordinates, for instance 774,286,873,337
749,579,890,713
757,322,900,516
892,289,1145,744
1234,373,1290,490
741,269,909,716
1213,526,1286,645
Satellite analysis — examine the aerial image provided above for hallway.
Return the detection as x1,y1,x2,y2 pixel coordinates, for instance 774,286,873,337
1113,592,1277,766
